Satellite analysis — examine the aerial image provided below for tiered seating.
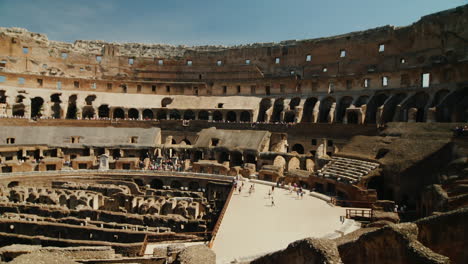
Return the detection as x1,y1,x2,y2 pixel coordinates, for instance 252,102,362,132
317,157,379,184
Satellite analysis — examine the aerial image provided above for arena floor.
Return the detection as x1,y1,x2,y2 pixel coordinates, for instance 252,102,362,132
212,181,360,263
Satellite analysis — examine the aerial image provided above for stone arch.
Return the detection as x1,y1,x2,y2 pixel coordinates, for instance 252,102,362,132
82,106,95,119
180,138,191,145
240,111,251,122
12,95,25,117
50,94,62,119
157,109,167,120
150,179,164,189
273,155,286,170
365,93,388,124
305,159,315,171
336,96,353,123
161,97,173,107
400,92,430,122
382,93,407,123
0,90,6,104
257,98,272,122
226,111,236,122
291,144,304,154
198,110,209,120
284,111,295,123
30,97,44,118
216,151,230,163
98,105,110,118
188,181,200,191
142,109,154,119
347,111,359,124
128,108,139,119
113,108,125,119
66,95,78,119
301,97,318,123
431,89,450,122
170,180,182,189
271,98,285,122
169,109,181,120
319,97,336,123
183,110,195,120
84,95,96,106
288,157,301,171
355,95,369,107
289,97,301,110
213,111,223,121
230,151,243,166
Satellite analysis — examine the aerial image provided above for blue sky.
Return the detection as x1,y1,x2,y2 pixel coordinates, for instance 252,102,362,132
0,0,466,46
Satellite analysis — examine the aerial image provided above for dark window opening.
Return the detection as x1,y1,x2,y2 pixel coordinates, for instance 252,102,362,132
211,138,220,147
74,81,80,88
37,79,43,87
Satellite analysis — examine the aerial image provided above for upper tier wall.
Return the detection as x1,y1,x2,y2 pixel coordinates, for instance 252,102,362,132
0,4,467,95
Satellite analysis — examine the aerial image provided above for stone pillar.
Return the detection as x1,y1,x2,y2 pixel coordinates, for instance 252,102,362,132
312,101,320,123
166,111,170,120
328,102,336,123
222,111,227,122
408,108,417,122
208,111,213,121
236,111,241,122
99,154,109,171
426,107,436,123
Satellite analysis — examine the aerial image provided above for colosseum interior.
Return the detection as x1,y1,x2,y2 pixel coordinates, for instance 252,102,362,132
0,3,467,264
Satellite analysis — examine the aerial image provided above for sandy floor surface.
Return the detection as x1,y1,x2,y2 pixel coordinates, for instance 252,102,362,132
212,182,357,263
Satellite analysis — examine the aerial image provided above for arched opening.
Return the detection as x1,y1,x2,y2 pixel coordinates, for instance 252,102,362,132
30,97,44,118
431,89,450,122
98,105,110,118
170,180,182,189
198,111,209,120
226,111,236,122
289,97,301,110
381,93,407,123
239,111,251,122
284,111,295,123
169,109,181,120
291,144,304,154
150,179,164,189
347,111,359,124
257,98,272,122
213,111,223,121
401,92,430,122
142,109,154,119
155,110,166,120
113,108,125,119
336,96,353,123
188,181,200,191
271,98,285,122
82,106,95,119
85,95,96,106
355,95,369,107
180,139,191,145
319,97,335,123
230,151,243,166
435,87,468,122
365,94,388,124
50,94,62,119
0,90,6,104
367,176,384,199
217,151,229,163
193,151,203,162
183,110,195,120
301,97,318,123
161,97,173,107
66,95,78,119
245,153,256,164
128,108,139,119
12,95,25,117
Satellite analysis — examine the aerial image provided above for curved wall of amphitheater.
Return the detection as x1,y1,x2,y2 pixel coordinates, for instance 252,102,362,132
0,5,467,123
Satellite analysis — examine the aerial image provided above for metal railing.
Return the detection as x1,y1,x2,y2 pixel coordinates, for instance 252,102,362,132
346,208,373,220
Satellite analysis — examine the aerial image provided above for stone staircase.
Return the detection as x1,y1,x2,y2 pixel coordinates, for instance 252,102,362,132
317,157,380,184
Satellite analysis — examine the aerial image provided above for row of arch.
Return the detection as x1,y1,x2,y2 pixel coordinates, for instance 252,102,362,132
4,88,467,123
256,88,467,123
